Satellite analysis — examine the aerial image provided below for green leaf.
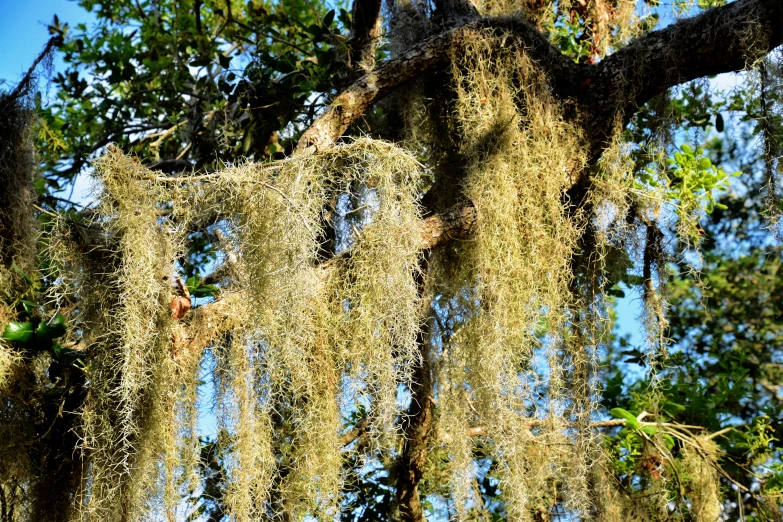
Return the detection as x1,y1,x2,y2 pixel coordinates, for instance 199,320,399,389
48,312,67,338
242,127,253,153
191,284,220,298
56,347,85,368
662,401,686,415
661,433,675,451
641,425,659,436
21,300,38,315
610,408,641,430
33,177,47,196
36,313,67,341
12,264,35,287
36,320,52,340
322,9,335,28
2,321,34,343
186,276,199,294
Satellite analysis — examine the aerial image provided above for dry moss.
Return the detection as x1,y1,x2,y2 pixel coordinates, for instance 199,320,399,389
0,94,37,272
0,271,23,391
0,90,37,401
32,139,426,520
429,28,598,517
73,148,182,520
2,5,743,517
681,437,722,522
0,92,48,520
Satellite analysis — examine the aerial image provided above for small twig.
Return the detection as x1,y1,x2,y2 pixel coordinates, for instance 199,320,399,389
267,34,311,56
344,204,369,215
465,418,708,436
143,119,187,148
32,204,59,218
705,424,744,441
341,417,368,446
175,142,193,160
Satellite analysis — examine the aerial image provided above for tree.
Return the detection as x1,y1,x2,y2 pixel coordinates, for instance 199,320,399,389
1,0,783,520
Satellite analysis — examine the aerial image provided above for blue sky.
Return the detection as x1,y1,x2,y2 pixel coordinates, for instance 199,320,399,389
0,0,94,87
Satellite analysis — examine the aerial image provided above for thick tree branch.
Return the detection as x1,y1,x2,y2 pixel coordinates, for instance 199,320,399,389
396,389,433,522
299,0,783,160
348,0,383,69
395,263,436,522
581,0,783,158
296,16,580,154
420,200,476,248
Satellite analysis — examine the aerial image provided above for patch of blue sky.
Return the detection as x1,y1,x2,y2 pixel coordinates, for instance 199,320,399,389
0,1,95,91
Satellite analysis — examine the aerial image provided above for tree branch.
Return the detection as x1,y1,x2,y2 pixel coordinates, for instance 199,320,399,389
348,0,383,69
296,16,581,155
396,263,436,522
420,200,476,248
7,36,62,101
298,0,783,160
580,0,783,158
340,417,368,446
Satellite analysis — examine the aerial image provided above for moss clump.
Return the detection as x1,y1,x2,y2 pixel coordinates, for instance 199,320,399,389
430,28,598,516
0,93,37,272
73,149,182,519
31,139,425,520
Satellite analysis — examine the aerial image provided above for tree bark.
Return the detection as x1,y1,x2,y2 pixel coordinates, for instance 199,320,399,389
296,16,579,155
396,264,435,522
580,0,783,161
420,200,476,249
348,0,383,69
396,386,433,522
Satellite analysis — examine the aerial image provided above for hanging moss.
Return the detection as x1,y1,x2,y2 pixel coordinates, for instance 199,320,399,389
429,28,598,517
26,139,425,520
73,149,182,520
0,89,37,393
3,6,764,519
0,93,37,272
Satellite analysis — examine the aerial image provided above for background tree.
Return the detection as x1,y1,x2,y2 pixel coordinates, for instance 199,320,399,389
1,0,783,521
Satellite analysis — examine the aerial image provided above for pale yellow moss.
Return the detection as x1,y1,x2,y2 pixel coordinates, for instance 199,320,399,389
49,139,426,520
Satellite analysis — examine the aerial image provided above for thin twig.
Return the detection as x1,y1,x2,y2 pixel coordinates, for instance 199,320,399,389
705,424,745,441
32,204,59,218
